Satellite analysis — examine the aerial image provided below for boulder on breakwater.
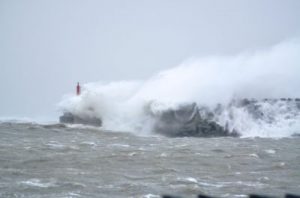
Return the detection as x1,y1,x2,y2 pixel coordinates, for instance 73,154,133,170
149,103,238,137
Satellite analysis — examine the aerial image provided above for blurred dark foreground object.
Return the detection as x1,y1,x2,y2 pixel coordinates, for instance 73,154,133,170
162,194,300,198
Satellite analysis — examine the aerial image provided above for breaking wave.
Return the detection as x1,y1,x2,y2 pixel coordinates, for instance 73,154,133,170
58,39,300,137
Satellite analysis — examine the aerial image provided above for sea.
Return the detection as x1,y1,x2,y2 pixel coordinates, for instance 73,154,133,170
0,121,299,198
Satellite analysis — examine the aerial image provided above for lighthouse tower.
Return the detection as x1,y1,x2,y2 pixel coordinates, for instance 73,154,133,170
76,82,81,96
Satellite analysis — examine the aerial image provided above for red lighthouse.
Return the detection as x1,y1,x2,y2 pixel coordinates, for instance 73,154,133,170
76,82,81,96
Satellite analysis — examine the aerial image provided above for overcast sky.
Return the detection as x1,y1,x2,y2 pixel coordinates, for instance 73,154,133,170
1,0,300,120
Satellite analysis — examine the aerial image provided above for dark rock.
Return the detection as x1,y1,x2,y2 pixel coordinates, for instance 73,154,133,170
59,112,102,127
152,103,235,137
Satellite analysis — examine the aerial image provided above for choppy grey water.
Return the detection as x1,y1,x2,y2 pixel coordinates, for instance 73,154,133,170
0,122,300,198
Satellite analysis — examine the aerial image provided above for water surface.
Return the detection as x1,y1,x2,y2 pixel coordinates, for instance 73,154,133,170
0,122,299,197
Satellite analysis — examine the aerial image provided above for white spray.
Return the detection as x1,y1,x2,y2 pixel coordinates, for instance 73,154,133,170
59,39,300,137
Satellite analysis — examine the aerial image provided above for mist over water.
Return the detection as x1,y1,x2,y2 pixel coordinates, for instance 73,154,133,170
59,39,300,137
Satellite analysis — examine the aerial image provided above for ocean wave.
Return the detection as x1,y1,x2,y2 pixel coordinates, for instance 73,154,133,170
58,39,300,138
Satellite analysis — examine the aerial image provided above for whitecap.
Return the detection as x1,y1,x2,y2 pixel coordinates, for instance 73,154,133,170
67,192,81,197
20,179,56,188
265,149,276,154
128,152,137,156
81,141,97,146
110,144,130,148
234,195,248,198
185,177,198,183
46,141,65,149
249,153,259,158
142,194,160,198
160,152,168,157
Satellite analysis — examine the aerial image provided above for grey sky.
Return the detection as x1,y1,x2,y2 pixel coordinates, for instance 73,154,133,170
0,0,300,120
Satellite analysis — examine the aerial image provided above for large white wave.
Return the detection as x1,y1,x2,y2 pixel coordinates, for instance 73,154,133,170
58,39,300,137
